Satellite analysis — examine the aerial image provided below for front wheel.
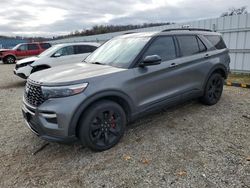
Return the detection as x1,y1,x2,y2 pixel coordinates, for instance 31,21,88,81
200,73,224,105
4,56,16,64
78,100,126,151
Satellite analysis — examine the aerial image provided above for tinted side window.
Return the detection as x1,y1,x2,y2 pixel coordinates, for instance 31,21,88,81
204,35,226,49
40,43,51,49
74,45,97,54
197,37,207,52
18,44,28,51
89,45,98,52
55,46,74,56
177,35,200,56
28,44,39,50
143,36,176,61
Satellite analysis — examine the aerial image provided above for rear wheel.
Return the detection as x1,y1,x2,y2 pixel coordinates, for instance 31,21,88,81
200,73,224,105
4,56,16,64
78,100,126,151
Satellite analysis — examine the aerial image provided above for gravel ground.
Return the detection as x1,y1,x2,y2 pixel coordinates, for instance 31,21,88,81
0,64,249,188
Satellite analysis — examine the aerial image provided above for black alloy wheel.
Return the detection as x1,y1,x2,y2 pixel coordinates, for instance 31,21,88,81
90,110,122,147
201,73,224,105
5,56,15,64
79,100,126,151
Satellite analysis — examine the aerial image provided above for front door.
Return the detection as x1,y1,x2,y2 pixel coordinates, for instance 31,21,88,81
16,44,28,59
50,45,76,66
133,36,181,110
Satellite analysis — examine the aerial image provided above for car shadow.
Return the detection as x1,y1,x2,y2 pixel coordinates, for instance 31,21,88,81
30,99,200,155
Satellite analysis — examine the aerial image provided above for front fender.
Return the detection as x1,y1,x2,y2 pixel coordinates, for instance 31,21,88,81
68,90,136,136
2,53,16,59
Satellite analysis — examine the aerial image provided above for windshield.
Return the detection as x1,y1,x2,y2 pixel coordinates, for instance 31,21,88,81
12,44,21,50
38,45,58,57
84,37,150,68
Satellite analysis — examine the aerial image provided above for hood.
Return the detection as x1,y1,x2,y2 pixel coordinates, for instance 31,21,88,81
29,63,125,85
0,48,12,52
17,56,39,65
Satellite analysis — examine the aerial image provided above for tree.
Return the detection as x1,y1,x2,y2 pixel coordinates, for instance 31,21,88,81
74,30,81,36
221,6,248,17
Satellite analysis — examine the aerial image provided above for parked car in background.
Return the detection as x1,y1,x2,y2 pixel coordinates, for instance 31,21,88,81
14,42,100,79
22,29,230,151
0,42,51,64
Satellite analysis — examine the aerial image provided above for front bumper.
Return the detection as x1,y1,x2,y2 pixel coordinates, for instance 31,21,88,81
22,93,87,143
14,69,27,79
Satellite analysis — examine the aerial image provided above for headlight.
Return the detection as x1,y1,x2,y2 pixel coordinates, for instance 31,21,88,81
16,61,34,69
41,83,88,99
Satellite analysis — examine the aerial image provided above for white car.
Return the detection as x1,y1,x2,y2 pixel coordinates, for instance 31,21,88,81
14,42,100,79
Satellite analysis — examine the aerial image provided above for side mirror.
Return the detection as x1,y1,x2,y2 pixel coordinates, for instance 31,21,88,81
53,53,61,58
140,55,161,67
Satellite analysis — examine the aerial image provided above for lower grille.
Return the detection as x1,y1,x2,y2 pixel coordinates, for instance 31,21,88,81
24,82,45,107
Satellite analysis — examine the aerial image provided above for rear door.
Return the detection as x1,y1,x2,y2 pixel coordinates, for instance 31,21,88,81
74,45,98,60
27,44,40,56
174,35,212,98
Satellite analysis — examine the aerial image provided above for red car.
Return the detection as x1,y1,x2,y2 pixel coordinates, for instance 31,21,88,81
0,42,51,64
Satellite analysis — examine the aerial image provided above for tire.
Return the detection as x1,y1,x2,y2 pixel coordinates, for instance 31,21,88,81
3,56,16,64
78,100,126,151
200,73,224,105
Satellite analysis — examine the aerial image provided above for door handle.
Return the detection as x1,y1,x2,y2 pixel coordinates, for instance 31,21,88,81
169,63,178,68
204,54,210,58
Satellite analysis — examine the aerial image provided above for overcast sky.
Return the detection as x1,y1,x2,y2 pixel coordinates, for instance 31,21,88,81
0,0,249,37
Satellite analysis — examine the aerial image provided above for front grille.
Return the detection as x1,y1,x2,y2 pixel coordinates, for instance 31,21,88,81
24,81,45,107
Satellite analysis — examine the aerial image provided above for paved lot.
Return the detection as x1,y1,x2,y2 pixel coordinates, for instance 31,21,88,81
0,64,249,188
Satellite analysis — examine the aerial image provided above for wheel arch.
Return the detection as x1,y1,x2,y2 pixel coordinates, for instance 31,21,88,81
203,64,228,89
3,54,16,63
69,91,135,137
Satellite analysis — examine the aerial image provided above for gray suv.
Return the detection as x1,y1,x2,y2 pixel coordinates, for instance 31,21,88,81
22,29,230,151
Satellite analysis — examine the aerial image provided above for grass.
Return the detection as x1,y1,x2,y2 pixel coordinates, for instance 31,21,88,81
227,73,250,84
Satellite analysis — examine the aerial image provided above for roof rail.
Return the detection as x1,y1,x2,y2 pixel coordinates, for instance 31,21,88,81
161,28,212,32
